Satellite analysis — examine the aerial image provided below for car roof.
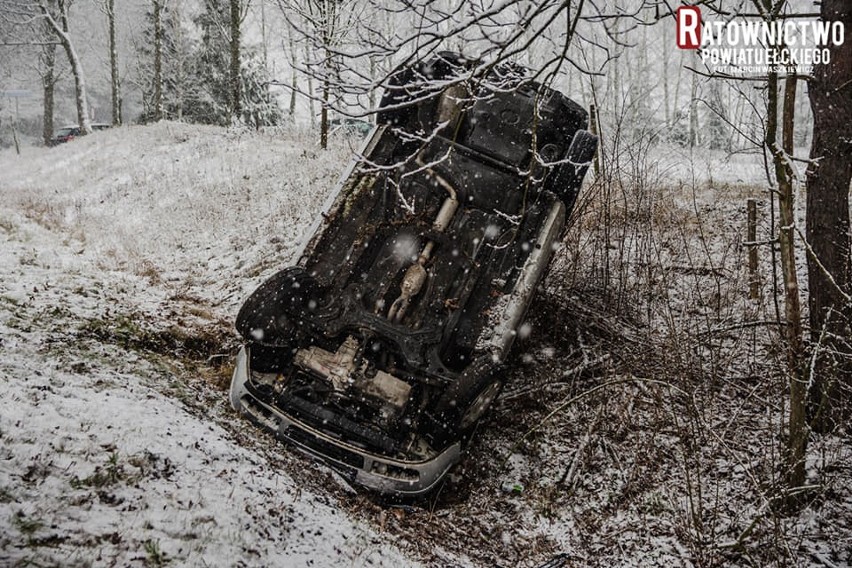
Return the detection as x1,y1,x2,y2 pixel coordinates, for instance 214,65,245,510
58,123,111,129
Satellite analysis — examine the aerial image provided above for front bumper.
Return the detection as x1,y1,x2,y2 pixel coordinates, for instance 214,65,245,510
229,346,461,496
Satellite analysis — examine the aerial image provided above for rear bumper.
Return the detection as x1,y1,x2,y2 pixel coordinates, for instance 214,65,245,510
230,346,460,496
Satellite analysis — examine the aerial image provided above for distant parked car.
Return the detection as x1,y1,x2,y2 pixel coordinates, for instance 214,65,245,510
49,123,111,146
49,125,80,146
329,118,374,138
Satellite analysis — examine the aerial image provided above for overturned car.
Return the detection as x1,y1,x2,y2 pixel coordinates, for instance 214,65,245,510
230,53,597,496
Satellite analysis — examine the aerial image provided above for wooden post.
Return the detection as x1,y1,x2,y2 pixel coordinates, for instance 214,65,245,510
589,103,601,177
11,122,20,155
747,198,759,300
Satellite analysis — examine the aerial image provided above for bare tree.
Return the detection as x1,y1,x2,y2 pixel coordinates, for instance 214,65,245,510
38,0,91,134
805,0,852,431
1,0,90,133
39,16,57,144
171,0,186,120
740,0,807,502
278,0,355,148
152,0,164,121
277,0,609,147
287,25,298,121
97,0,121,125
771,69,806,493
230,0,242,122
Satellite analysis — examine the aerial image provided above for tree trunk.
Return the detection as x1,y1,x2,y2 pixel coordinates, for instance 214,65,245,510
286,30,298,122
230,0,242,124
320,75,329,149
40,20,56,146
773,73,806,496
662,21,670,129
689,57,698,148
173,0,184,120
42,0,91,134
260,0,268,68
153,0,164,121
305,41,315,127
289,65,298,122
806,0,852,431
107,0,120,125
369,56,376,111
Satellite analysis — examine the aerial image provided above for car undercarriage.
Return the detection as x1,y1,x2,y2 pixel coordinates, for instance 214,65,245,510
230,52,597,495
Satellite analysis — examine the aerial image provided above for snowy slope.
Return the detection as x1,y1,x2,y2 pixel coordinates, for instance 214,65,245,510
0,123,420,567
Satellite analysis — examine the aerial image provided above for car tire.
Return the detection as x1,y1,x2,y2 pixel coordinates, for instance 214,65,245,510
427,356,504,447
235,266,321,344
377,52,470,130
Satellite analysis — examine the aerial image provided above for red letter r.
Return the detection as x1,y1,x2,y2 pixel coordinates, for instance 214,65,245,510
677,6,701,49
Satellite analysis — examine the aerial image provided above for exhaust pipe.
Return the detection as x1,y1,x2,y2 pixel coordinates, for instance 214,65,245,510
387,157,459,323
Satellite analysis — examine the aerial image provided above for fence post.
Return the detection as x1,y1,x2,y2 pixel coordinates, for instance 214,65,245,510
589,103,601,177
747,198,759,300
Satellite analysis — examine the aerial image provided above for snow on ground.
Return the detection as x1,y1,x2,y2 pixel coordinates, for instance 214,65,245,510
0,122,351,316
647,143,769,187
0,123,417,567
1,122,849,567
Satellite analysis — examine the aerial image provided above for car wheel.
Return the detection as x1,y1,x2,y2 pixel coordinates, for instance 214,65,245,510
459,379,503,431
235,266,321,344
428,356,504,445
377,52,470,130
